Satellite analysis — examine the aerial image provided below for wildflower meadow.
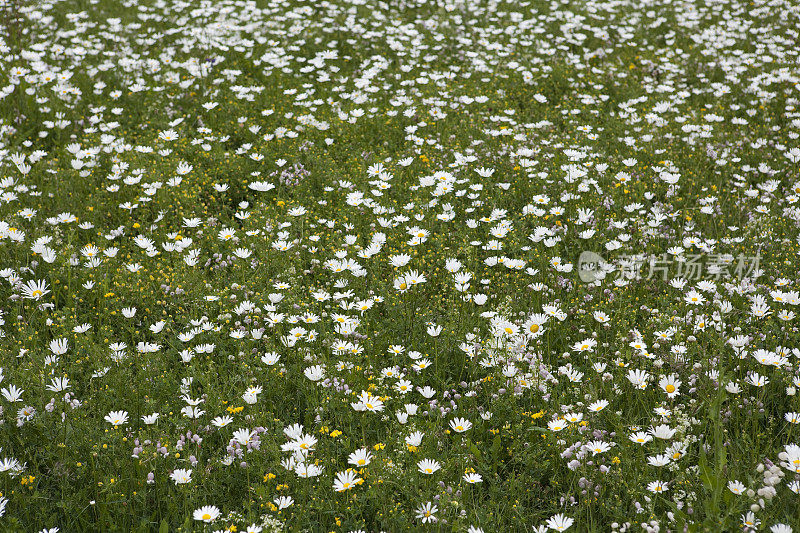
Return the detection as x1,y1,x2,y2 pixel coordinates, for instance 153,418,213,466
2,0,800,531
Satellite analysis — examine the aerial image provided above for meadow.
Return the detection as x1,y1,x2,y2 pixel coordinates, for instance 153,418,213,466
1,0,800,530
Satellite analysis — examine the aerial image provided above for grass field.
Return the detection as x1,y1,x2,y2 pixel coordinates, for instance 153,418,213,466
2,0,800,530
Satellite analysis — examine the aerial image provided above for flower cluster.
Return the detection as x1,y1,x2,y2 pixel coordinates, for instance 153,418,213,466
1,0,799,530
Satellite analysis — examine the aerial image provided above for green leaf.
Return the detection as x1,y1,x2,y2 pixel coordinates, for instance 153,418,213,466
491,434,502,460
699,446,714,490
470,443,482,459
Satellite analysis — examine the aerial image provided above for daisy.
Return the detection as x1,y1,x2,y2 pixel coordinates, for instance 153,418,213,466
741,512,760,529
463,473,483,484
647,454,671,467
782,443,800,473
588,400,609,413
415,502,438,523
627,369,650,389
21,279,50,300
333,470,362,492
193,505,220,522
630,431,653,445
274,496,293,510
728,480,746,495
211,415,233,428
417,458,441,475
586,440,612,455
650,425,676,440
170,469,192,485
104,410,129,426
232,428,256,446
546,513,574,531
348,448,372,467
658,374,682,398
449,417,472,433
389,254,411,267
684,290,705,305
288,434,317,452
572,338,596,352
158,129,179,141
351,391,384,412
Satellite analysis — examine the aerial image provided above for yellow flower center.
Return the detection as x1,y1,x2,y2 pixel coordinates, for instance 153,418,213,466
665,385,676,393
